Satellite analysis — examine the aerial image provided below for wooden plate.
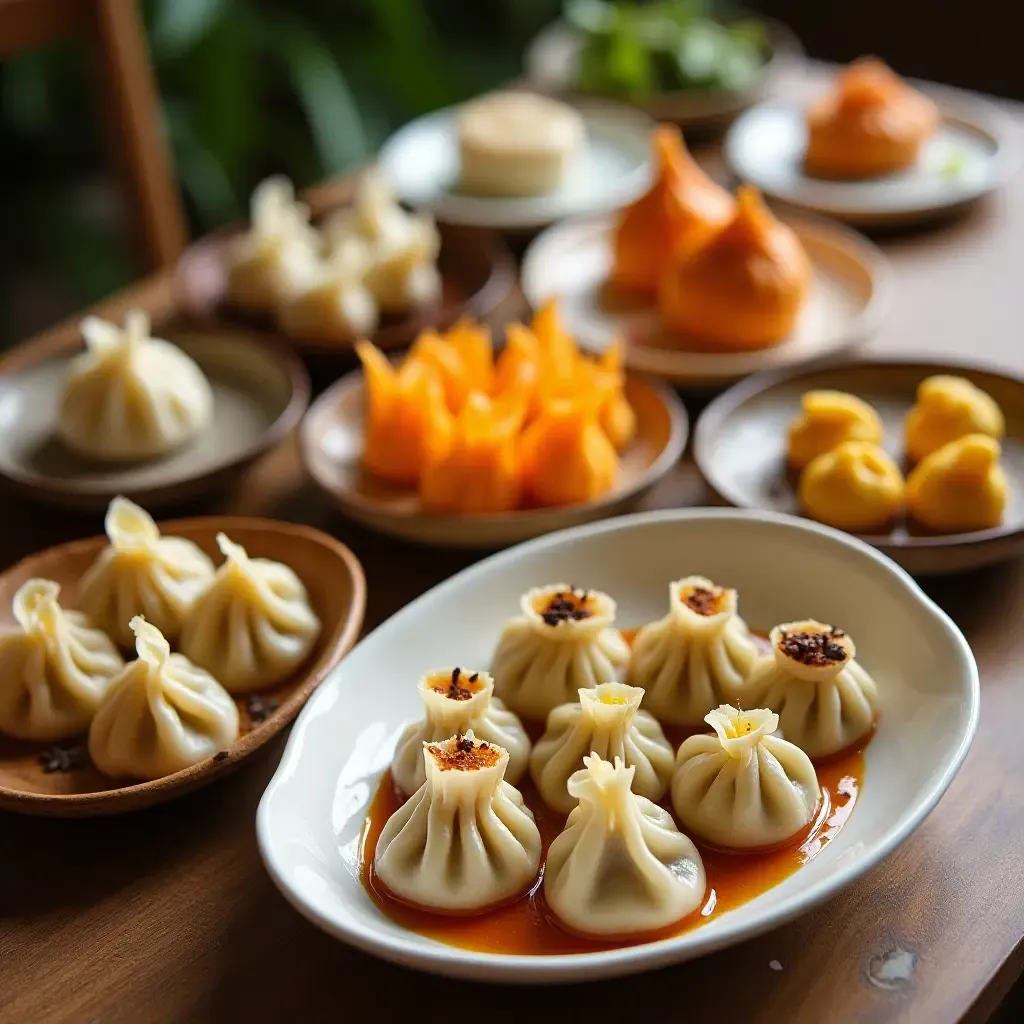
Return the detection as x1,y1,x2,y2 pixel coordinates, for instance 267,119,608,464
300,369,688,548
0,327,309,512
694,357,1024,574
521,212,891,387
0,517,366,816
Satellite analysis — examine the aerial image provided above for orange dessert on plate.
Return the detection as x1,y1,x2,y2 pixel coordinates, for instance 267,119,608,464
904,374,1005,463
787,390,885,472
805,58,940,180
611,124,734,295
659,186,812,351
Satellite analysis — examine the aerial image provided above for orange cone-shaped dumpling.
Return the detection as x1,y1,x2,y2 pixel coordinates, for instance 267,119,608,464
805,58,939,180
406,330,474,414
612,125,735,295
493,322,541,417
357,341,454,486
659,186,812,351
594,341,637,451
445,319,495,395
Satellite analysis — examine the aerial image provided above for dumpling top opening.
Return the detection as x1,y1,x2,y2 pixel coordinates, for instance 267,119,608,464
771,620,855,680
425,667,488,702
526,584,611,628
427,733,503,772
705,705,780,760
13,578,62,636
678,581,729,618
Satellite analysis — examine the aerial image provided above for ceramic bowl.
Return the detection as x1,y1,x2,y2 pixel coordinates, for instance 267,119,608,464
258,508,978,982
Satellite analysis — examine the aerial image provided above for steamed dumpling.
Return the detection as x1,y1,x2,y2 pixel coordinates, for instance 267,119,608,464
628,577,761,726
374,732,542,912
544,754,706,937
787,390,884,471
57,311,214,461
672,705,820,849
390,668,531,796
88,616,239,780
530,682,673,814
0,579,123,741
491,584,630,720
77,497,214,649
905,375,1005,463
749,620,877,759
180,534,321,692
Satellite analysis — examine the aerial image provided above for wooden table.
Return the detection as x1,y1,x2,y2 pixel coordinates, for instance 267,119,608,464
3,82,1024,1024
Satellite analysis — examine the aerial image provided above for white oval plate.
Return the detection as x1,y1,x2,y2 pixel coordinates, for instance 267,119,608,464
521,213,891,387
377,99,653,230
257,508,978,983
724,98,1023,227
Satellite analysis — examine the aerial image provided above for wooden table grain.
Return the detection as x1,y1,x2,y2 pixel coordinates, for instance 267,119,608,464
3,79,1024,1024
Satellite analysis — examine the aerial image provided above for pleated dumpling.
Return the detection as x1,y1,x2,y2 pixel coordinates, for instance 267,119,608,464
491,584,630,720
672,705,820,849
88,616,239,780
374,732,542,913
180,534,321,692
390,668,531,796
530,682,673,814
628,577,761,726
544,754,706,937
57,311,214,462
77,497,214,649
748,620,878,758
0,579,124,741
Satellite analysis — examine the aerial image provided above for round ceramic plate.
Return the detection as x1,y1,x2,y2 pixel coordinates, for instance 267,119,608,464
300,368,687,547
724,97,1023,227
520,213,890,387
377,99,653,230
0,327,309,511
0,517,366,817
694,358,1024,574
257,508,978,982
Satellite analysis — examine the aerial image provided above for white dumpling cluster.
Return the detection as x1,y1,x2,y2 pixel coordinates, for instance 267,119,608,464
57,310,214,462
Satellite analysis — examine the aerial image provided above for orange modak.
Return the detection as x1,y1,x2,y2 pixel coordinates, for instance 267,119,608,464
611,124,734,295
799,441,904,533
805,58,939,180
787,390,884,471
659,186,812,351
904,374,1005,464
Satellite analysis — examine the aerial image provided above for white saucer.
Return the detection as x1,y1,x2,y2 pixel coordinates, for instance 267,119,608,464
377,99,653,230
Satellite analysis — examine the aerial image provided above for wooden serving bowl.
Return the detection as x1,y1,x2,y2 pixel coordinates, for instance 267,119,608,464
0,517,366,816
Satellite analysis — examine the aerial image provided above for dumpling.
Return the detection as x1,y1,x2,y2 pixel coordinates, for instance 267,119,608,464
89,616,239,780
659,185,812,352
180,533,321,692
799,441,905,532
530,682,673,814
57,310,214,461
77,497,215,649
374,732,541,912
364,216,442,315
672,705,820,849
544,754,706,937
491,584,630,720
628,576,761,726
390,668,531,796
493,323,541,416
905,375,1005,463
748,620,877,759
906,434,1008,532
0,579,123,741
787,390,884,471
592,342,637,452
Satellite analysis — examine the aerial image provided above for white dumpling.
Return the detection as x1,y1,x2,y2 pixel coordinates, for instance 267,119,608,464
530,682,673,814
374,732,541,912
672,705,820,849
77,497,214,649
491,584,629,720
180,533,321,692
391,667,531,796
0,579,123,741
628,576,761,726
88,616,239,780
544,754,706,937
748,620,878,759
57,311,214,462
363,215,442,314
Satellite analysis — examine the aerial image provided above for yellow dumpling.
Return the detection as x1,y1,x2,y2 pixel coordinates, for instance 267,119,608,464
905,375,1004,463
787,390,884,471
799,441,904,532
906,434,1008,532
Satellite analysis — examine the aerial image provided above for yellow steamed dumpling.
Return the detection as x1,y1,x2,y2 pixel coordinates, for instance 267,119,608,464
787,390,884,471
905,375,1004,463
799,440,904,532
906,434,1008,532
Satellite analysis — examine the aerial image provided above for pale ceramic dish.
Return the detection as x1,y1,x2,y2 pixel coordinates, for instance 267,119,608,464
377,99,653,231
520,213,890,387
257,508,978,983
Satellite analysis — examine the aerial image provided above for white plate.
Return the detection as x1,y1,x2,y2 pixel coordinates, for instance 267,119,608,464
724,99,1023,227
258,508,978,983
377,100,653,230
521,213,891,387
